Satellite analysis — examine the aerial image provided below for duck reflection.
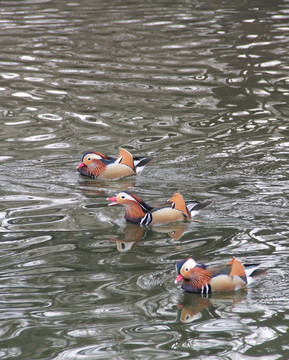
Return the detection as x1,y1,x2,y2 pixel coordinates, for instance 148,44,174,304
177,291,245,323
114,223,147,252
77,178,136,196
112,222,188,252
153,223,188,241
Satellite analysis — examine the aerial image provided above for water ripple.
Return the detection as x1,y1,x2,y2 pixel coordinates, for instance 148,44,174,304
0,0,289,359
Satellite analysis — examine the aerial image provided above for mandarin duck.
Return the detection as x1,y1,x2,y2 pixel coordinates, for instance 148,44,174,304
77,148,152,180
107,191,211,226
175,257,265,294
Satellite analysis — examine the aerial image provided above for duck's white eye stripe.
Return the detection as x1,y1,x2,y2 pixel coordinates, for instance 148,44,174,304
181,258,197,272
117,193,138,202
124,194,138,202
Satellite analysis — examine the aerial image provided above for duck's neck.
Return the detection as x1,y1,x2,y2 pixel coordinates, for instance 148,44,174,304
88,160,106,176
124,201,147,224
185,268,212,289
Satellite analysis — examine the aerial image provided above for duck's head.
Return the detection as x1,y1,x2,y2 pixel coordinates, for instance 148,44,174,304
107,191,143,206
107,191,153,213
77,151,106,170
175,258,197,283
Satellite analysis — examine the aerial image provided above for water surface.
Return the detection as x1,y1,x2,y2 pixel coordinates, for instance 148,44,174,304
0,0,289,359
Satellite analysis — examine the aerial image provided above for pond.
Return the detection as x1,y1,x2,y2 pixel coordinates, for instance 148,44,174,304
0,0,289,359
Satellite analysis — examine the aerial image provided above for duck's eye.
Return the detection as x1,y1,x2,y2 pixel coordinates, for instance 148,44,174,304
185,268,189,272
87,157,91,161
186,315,190,320
120,195,126,199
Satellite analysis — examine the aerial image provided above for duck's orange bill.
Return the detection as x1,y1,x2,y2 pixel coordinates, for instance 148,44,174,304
107,196,118,206
175,274,184,284
77,162,85,169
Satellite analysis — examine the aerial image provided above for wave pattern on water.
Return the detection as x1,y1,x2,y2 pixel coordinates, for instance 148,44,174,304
0,0,289,359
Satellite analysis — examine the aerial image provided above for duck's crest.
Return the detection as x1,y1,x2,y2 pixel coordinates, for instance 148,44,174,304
81,151,108,161
123,191,153,212
176,258,189,274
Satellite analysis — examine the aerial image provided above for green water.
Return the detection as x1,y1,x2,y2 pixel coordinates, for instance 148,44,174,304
0,0,289,359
